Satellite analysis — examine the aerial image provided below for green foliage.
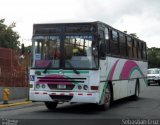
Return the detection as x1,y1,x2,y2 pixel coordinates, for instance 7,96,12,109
25,45,32,53
148,47,160,68
0,19,20,49
23,45,32,54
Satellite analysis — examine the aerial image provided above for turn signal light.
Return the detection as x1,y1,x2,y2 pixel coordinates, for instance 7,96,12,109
91,86,98,90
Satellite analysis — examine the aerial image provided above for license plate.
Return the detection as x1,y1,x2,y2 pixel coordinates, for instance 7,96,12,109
57,84,66,89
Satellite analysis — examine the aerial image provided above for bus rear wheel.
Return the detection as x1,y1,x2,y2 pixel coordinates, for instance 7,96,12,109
132,80,139,100
100,84,111,111
45,102,58,110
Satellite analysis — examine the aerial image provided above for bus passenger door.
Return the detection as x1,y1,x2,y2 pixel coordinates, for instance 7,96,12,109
99,30,107,81
99,30,108,99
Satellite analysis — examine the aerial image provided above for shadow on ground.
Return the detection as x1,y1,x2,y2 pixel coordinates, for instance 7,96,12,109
38,97,147,115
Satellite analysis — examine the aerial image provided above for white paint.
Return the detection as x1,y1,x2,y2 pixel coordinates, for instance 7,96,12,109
29,57,147,104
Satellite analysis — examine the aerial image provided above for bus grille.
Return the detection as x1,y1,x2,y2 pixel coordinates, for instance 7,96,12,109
36,76,86,91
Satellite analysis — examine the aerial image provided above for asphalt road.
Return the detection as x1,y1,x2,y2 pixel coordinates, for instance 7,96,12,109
0,86,160,125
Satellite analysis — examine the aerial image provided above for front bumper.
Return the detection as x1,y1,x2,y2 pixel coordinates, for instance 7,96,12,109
147,79,160,84
29,91,99,104
147,79,160,85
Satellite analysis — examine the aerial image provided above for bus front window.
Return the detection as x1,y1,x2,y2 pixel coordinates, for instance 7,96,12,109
64,35,98,69
33,36,60,68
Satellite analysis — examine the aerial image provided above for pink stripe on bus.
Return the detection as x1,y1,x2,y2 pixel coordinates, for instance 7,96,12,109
121,60,138,79
109,60,119,80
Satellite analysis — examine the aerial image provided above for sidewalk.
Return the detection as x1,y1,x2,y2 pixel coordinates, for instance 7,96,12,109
0,98,32,109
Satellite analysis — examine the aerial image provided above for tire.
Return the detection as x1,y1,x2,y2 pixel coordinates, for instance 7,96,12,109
148,82,150,86
45,102,58,110
99,84,111,111
132,81,139,100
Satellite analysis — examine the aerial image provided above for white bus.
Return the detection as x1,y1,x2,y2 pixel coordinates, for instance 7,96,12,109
29,21,148,110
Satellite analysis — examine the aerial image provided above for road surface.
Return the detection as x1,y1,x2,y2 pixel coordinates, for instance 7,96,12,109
0,86,160,125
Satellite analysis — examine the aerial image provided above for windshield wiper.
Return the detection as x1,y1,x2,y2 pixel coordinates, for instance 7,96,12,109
66,60,80,74
43,61,52,74
43,60,80,74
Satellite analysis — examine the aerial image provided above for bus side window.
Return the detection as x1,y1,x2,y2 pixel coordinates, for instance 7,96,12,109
143,43,147,60
119,33,127,57
99,30,106,58
137,41,142,60
142,42,147,60
111,30,119,55
105,28,110,54
127,37,133,58
133,40,138,59
141,42,144,60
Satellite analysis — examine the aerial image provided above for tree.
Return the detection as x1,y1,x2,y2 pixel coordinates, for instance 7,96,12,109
130,33,139,38
0,19,20,49
148,47,160,68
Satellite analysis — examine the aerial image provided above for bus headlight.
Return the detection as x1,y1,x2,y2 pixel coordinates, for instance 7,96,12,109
78,85,82,90
42,84,46,89
36,84,40,89
83,85,88,90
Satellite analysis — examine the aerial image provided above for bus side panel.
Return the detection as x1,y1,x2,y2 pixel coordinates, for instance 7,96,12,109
120,80,128,99
98,59,107,104
112,81,121,100
105,57,147,101
128,79,136,96
137,61,148,92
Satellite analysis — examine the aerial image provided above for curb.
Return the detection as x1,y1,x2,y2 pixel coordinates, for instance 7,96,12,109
0,101,32,109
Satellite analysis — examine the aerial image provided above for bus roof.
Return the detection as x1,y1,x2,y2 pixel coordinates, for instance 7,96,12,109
33,20,146,43
33,19,98,25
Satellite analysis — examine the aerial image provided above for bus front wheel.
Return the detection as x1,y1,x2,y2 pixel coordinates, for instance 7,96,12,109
45,101,58,110
100,84,111,111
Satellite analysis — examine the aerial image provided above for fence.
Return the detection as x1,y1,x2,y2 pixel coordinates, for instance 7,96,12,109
0,47,30,87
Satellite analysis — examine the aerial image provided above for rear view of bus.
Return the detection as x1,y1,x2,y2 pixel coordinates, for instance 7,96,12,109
29,21,148,111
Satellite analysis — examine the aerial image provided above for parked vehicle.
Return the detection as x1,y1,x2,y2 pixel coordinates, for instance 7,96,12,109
147,68,160,86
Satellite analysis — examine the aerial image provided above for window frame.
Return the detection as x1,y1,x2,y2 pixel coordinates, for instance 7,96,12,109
105,27,111,54
119,32,127,57
111,30,119,56
127,36,133,58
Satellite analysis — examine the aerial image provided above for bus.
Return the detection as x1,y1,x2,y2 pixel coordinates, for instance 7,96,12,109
29,21,148,110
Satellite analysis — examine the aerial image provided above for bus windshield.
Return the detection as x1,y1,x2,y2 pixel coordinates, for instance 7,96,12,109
148,69,160,74
33,36,60,68
64,35,98,69
33,35,98,69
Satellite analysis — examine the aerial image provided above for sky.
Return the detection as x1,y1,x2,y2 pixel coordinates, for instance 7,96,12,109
0,0,160,48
